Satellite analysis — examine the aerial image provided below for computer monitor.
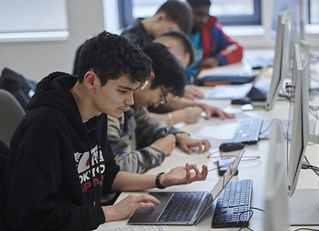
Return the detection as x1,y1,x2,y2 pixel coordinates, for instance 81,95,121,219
263,119,289,230
286,43,319,225
287,43,309,197
287,5,301,77
299,0,306,41
264,11,291,111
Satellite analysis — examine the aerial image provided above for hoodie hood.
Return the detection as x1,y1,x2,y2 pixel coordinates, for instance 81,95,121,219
28,72,87,133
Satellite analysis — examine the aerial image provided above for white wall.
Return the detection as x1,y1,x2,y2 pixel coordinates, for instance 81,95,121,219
0,0,105,82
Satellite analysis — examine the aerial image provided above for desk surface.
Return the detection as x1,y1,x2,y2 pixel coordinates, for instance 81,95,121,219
96,94,319,230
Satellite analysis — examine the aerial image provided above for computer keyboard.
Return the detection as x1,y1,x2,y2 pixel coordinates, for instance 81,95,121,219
158,192,205,222
99,225,165,231
232,118,263,144
212,179,253,228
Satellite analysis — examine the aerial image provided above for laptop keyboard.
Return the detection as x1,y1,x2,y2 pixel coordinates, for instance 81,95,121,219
157,192,205,222
212,179,253,228
104,225,165,231
232,118,263,144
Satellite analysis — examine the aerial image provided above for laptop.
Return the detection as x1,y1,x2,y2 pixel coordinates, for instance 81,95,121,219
206,76,270,102
195,62,259,87
127,147,246,226
196,73,259,86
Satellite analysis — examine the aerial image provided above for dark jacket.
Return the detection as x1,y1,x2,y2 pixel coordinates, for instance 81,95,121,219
121,18,154,47
186,16,243,80
0,72,120,231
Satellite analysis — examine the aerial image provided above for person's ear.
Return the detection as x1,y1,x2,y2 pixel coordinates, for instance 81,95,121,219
155,12,166,23
164,41,174,50
83,71,96,89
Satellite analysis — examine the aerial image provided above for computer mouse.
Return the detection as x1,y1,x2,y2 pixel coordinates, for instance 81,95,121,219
251,65,263,70
219,142,245,152
231,96,252,105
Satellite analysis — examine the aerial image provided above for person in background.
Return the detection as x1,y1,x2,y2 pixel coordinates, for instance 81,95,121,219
153,31,204,100
108,42,211,174
185,0,243,83
121,0,206,100
0,31,208,231
121,0,193,48
149,31,235,125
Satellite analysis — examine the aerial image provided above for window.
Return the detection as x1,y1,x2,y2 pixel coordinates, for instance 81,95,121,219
309,0,319,24
0,0,68,42
118,0,261,28
209,0,261,25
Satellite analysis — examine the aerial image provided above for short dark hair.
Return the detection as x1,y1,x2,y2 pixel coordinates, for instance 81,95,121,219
156,0,193,34
157,31,195,66
143,42,185,97
187,0,211,8
77,31,152,86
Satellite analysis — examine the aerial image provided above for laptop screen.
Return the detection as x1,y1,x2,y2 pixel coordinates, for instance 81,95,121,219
210,146,246,200
194,146,246,225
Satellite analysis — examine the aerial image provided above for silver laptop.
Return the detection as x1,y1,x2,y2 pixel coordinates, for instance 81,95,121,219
127,147,246,226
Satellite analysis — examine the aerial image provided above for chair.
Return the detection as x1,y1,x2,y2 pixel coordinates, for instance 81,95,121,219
0,89,25,146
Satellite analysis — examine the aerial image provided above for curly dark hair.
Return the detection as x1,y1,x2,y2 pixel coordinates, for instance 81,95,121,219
156,0,193,34
143,42,185,97
77,31,152,86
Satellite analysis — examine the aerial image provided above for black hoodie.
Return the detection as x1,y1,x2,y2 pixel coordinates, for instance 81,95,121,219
0,72,120,231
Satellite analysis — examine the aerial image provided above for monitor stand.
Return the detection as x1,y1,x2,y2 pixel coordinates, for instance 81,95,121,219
289,189,319,225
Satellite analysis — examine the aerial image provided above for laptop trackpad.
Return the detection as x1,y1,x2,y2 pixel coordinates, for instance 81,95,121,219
128,192,173,224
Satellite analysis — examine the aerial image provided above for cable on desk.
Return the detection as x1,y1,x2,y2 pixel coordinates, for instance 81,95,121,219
304,156,319,174
302,160,319,177
250,207,265,213
207,156,261,172
237,207,265,231
238,210,253,231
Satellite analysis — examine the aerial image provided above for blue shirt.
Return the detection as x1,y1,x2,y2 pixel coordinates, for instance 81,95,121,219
184,31,202,84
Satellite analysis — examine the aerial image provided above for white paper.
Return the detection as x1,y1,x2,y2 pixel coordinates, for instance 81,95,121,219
197,123,237,140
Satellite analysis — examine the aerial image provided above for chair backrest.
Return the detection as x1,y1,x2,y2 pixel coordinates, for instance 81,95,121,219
0,89,25,146
0,136,9,183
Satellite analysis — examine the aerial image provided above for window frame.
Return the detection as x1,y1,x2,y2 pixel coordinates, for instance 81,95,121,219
215,0,262,26
117,0,262,28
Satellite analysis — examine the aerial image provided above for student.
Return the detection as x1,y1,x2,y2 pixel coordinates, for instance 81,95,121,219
149,31,235,125
120,0,206,100
121,0,193,46
108,42,211,174
0,32,208,231
153,31,204,100
185,0,244,81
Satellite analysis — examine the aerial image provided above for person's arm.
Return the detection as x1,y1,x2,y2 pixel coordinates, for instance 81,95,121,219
149,106,203,125
175,133,211,154
134,107,180,143
111,163,208,191
184,85,205,100
102,162,208,222
108,115,168,173
149,94,235,121
203,22,243,67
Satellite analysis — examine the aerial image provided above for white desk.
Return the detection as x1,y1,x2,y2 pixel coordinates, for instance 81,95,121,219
96,50,319,230
96,95,319,230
